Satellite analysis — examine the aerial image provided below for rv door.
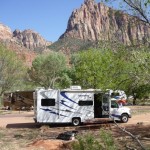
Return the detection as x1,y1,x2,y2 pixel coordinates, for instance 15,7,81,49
102,94,110,117
110,100,120,121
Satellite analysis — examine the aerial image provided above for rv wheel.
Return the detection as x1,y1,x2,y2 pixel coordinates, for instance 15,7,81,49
72,118,81,126
121,114,128,123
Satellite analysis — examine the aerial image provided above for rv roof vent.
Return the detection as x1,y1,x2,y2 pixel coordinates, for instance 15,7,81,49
70,86,81,90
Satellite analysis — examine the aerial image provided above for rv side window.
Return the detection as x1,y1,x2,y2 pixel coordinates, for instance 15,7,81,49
111,101,119,108
41,99,55,106
78,100,93,106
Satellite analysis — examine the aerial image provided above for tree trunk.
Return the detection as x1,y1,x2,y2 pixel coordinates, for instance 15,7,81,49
133,93,137,105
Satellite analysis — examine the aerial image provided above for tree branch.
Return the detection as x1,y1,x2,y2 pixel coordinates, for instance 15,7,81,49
124,0,150,24
113,119,145,150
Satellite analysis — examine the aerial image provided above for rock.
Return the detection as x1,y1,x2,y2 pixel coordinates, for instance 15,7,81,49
0,40,37,66
60,0,150,45
0,23,12,41
13,29,52,51
0,23,52,66
0,23,52,52
136,122,144,125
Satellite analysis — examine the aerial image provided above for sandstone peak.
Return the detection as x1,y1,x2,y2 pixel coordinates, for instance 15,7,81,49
13,29,52,50
0,23,12,41
0,22,52,52
0,23,52,66
60,0,150,45
84,0,95,5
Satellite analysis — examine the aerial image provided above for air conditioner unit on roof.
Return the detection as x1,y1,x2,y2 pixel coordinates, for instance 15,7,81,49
70,86,81,90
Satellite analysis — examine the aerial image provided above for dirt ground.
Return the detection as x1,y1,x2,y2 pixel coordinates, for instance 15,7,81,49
0,106,150,150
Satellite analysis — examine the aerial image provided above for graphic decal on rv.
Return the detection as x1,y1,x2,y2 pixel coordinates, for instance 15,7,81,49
60,92,78,104
60,100,66,104
111,114,121,118
40,91,49,99
40,108,68,117
60,100,76,110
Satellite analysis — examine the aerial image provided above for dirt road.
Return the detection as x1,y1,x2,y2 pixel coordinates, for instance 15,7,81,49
0,106,150,128
0,111,34,128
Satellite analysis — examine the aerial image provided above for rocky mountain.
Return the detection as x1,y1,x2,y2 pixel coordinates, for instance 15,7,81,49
0,23,12,41
13,29,52,51
59,0,150,46
0,23,52,51
4,41,37,66
0,23,52,66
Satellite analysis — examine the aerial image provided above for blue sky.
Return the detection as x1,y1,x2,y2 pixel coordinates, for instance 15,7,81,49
0,0,101,42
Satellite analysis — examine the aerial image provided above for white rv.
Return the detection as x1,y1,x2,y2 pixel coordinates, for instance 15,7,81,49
34,86,131,126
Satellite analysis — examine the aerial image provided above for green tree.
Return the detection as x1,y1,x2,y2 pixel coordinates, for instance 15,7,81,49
70,48,130,89
71,49,105,89
146,0,150,5
28,52,72,88
70,45,150,102
0,45,26,96
108,47,150,104
71,49,113,88
124,48,150,104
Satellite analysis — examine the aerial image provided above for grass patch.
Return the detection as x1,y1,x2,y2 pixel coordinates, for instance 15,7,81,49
0,132,5,139
0,128,40,150
14,134,24,139
72,128,117,150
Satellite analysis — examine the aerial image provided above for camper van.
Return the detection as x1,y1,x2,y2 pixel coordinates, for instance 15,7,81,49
3,90,34,110
34,86,131,126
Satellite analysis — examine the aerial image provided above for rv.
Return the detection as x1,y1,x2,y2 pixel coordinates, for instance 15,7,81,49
34,86,131,126
3,90,34,110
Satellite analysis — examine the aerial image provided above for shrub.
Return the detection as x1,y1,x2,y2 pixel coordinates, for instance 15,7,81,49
72,128,117,150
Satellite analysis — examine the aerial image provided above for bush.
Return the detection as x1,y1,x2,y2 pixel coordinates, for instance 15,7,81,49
72,128,117,150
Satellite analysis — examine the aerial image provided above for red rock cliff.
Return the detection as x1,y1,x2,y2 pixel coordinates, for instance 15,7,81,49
60,0,150,45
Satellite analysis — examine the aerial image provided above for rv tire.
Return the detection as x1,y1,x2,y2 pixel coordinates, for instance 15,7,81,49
121,114,128,123
72,118,81,126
